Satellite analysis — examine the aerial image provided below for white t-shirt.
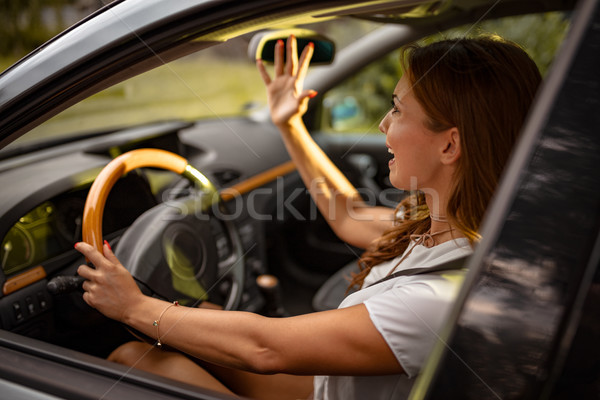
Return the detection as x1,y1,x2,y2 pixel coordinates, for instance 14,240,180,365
312,237,472,400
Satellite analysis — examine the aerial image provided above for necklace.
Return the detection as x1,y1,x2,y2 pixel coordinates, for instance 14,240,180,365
429,213,448,223
385,227,457,278
383,212,459,278
410,227,455,248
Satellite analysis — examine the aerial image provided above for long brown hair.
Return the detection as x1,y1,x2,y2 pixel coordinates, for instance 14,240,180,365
350,36,542,290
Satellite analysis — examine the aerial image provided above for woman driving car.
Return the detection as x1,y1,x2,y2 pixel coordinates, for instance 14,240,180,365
75,34,542,399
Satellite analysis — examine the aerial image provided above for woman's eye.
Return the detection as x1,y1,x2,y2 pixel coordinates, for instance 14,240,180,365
390,100,400,114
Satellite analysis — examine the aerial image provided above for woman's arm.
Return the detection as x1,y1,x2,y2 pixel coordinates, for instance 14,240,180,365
76,242,402,376
257,36,394,249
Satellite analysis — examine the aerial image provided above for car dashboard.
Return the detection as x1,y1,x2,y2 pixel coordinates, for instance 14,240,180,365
0,117,333,355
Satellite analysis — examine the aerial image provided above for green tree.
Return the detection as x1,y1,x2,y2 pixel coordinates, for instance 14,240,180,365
0,0,77,57
323,12,571,134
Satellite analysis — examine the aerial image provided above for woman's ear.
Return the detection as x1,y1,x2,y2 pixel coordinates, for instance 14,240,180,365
440,128,461,165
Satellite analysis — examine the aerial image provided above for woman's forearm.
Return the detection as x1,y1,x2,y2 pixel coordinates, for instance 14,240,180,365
256,37,393,249
280,118,360,203
122,295,402,376
277,117,393,248
124,296,276,373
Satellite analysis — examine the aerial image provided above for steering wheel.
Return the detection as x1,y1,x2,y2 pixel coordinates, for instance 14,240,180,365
81,149,245,310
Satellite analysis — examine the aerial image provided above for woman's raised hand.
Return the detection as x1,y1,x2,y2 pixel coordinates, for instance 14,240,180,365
256,35,317,127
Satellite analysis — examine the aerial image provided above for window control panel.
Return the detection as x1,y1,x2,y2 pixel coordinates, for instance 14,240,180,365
1,280,52,329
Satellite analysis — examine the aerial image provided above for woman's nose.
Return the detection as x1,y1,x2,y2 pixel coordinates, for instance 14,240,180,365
379,112,389,134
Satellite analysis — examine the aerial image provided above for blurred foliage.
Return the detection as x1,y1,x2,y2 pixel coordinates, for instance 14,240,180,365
0,0,76,57
422,12,571,76
323,12,571,134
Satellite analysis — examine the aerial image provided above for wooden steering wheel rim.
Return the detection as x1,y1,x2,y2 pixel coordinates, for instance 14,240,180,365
82,148,213,252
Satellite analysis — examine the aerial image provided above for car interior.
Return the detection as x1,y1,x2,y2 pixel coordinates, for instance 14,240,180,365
0,1,586,397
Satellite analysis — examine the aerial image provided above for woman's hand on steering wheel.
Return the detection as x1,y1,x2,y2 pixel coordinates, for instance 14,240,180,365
256,35,316,128
75,241,144,324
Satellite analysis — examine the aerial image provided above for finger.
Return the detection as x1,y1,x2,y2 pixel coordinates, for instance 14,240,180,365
298,94,311,111
82,291,95,308
299,89,318,101
297,41,314,82
77,263,98,280
75,241,109,269
103,240,120,264
274,39,284,76
286,35,298,76
256,59,271,85
74,241,95,260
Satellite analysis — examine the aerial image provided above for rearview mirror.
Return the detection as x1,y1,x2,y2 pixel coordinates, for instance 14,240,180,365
248,29,335,65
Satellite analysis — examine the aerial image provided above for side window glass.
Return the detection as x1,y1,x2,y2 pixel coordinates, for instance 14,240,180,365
321,12,571,135
323,50,402,134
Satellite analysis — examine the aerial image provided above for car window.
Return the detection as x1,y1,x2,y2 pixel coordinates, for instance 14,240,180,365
321,12,571,135
5,18,383,152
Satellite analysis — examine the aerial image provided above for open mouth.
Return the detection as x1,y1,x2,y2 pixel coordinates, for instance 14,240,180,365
387,147,395,162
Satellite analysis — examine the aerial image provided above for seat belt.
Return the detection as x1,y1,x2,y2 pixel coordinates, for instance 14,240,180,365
367,254,469,288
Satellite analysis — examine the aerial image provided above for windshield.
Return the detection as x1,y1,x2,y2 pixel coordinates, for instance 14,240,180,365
2,18,383,154
1,7,570,155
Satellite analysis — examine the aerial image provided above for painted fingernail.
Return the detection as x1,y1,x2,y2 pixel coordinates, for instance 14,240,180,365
74,242,79,249
308,42,314,49
104,240,112,251
277,39,284,46
309,91,318,98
